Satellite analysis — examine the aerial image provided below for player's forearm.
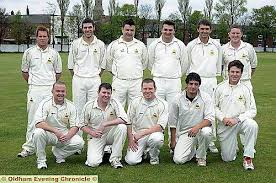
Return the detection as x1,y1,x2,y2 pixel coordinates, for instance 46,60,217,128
170,128,176,144
22,72,29,82
69,69,74,76
196,119,211,129
66,127,79,139
103,117,126,127
36,121,59,134
56,73,61,81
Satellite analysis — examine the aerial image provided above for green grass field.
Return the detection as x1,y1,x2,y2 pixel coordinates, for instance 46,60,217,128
0,52,275,183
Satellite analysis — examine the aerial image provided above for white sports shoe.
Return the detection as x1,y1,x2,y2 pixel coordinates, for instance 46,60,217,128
17,149,34,158
104,145,112,154
243,157,254,170
208,142,219,153
37,162,47,169
150,157,159,165
197,158,207,166
111,159,123,169
56,158,66,164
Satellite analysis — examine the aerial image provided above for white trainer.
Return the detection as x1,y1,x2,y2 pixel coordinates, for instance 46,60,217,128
37,162,47,169
56,158,66,164
197,158,207,166
208,142,219,153
150,157,159,165
17,149,34,158
111,159,123,169
243,157,254,170
104,145,112,154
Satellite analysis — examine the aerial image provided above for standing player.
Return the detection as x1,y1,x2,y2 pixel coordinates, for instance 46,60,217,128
33,81,84,169
68,17,106,118
80,83,128,168
18,25,62,157
186,19,222,153
125,78,168,165
148,20,187,106
222,24,257,90
214,60,258,170
169,73,214,166
105,19,148,107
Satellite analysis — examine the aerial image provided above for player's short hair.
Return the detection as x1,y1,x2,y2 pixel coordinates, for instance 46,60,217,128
197,19,212,29
142,78,156,89
36,25,49,37
52,81,66,90
185,72,201,85
98,83,112,93
228,60,244,73
122,19,135,27
82,17,95,27
229,24,243,33
162,20,175,29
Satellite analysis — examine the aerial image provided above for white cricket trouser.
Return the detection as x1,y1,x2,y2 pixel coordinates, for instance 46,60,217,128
200,77,217,144
125,132,164,165
22,85,52,152
217,118,258,161
153,77,181,105
72,75,101,116
112,77,142,107
33,128,84,164
153,77,181,146
173,127,212,164
85,124,127,167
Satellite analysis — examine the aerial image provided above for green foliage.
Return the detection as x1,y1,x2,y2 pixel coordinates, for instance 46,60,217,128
0,53,276,182
187,10,204,40
251,6,276,52
117,4,136,17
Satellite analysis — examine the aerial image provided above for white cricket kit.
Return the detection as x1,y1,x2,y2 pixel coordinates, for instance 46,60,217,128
21,45,62,152
68,36,106,116
125,96,168,165
80,98,128,167
148,37,188,104
33,97,84,164
169,90,214,164
186,37,222,96
105,36,148,107
214,80,258,161
222,41,257,90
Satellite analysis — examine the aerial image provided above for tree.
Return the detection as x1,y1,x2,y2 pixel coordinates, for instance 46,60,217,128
187,10,204,40
251,6,276,52
214,0,247,26
214,15,229,44
155,0,166,37
0,8,8,46
67,4,82,40
118,4,136,17
108,0,119,16
22,17,34,48
10,11,24,52
139,4,153,43
57,0,70,51
81,0,94,18
204,0,213,21
177,0,192,44
44,2,58,48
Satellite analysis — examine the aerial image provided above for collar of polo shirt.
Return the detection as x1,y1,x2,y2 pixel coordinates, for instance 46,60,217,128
141,97,158,107
81,35,97,45
92,98,112,110
51,96,67,108
36,44,49,52
196,37,213,45
118,36,138,44
158,36,177,45
182,90,201,101
228,40,246,50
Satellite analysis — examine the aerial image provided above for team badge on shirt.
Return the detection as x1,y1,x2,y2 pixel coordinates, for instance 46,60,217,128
242,53,247,58
110,111,114,116
195,103,200,109
47,58,52,63
172,49,176,55
62,113,69,125
120,49,125,52
93,49,98,53
238,95,244,100
210,50,215,56
134,49,139,54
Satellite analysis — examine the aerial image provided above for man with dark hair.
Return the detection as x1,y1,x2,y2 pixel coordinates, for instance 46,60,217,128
68,17,106,120
18,25,62,157
106,18,148,107
80,83,128,168
186,19,222,153
125,78,168,165
214,60,258,170
169,72,214,166
33,81,84,169
222,24,257,91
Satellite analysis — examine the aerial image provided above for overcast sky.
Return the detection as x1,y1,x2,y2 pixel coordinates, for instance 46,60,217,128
1,0,275,18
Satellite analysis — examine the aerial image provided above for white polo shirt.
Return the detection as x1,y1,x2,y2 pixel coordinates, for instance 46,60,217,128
186,37,222,77
68,36,106,78
80,98,128,139
148,37,188,78
169,90,215,136
222,41,257,80
127,96,168,133
214,80,256,123
105,36,148,80
34,97,79,133
21,45,62,86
